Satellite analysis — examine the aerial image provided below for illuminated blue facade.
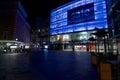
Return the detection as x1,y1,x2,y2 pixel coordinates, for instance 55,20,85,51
50,0,108,35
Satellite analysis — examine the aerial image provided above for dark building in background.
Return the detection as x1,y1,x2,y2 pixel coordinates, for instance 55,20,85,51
40,18,50,49
31,17,41,48
31,17,50,49
31,29,40,48
0,1,31,51
106,0,120,54
107,0,120,36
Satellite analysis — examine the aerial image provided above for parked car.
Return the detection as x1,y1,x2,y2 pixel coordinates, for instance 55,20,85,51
0,49,6,54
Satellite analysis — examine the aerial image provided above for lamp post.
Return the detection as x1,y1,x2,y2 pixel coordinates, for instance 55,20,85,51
16,38,18,41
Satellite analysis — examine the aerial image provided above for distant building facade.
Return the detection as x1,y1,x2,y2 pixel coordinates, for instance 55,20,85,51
0,1,31,52
31,29,40,48
40,18,50,49
31,17,50,49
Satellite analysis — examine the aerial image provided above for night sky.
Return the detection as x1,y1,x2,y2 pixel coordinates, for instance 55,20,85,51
20,0,72,29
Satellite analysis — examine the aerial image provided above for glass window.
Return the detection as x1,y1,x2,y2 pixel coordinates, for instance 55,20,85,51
3,31,8,40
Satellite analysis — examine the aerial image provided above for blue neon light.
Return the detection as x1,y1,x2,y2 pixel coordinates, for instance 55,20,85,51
50,0,108,35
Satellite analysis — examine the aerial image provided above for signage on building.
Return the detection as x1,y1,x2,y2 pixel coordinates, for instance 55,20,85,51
68,3,95,25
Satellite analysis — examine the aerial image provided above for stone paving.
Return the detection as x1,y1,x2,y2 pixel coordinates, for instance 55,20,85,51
29,50,99,80
0,50,99,80
0,53,35,80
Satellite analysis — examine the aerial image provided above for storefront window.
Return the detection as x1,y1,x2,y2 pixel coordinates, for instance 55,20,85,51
63,34,69,41
80,32,87,41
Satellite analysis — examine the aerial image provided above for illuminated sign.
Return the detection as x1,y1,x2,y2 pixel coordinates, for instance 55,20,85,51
10,45,17,49
68,3,94,25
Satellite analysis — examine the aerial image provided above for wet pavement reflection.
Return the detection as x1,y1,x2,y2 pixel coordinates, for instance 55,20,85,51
0,53,35,80
29,50,99,80
0,50,99,80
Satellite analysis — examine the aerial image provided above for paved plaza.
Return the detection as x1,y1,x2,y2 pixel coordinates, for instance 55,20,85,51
0,50,99,80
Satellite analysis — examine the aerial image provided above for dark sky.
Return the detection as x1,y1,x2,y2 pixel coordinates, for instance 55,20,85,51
19,0,72,29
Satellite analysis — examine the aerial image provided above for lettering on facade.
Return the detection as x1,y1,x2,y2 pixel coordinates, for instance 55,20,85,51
68,3,95,25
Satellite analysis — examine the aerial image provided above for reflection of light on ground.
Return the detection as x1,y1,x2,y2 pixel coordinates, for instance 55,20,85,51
2,53,20,56
44,49,48,60
74,52,87,55
63,49,72,51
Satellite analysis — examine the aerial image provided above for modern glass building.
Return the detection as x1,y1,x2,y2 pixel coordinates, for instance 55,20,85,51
50,0,108,51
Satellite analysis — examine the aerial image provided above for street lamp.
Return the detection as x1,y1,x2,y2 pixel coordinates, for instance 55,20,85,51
16,38,18,41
